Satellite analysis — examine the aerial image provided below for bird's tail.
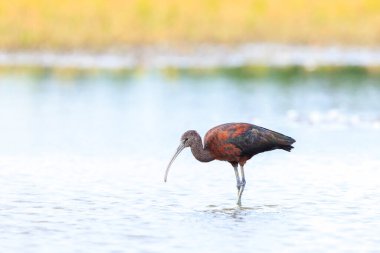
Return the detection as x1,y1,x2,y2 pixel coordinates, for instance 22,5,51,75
276,134,296,152
280,144,294,152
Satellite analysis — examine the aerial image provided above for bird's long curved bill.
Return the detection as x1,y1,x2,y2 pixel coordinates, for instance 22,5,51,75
164,143,185,182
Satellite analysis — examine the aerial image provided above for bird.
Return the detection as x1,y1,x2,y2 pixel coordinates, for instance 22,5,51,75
164,122,296,206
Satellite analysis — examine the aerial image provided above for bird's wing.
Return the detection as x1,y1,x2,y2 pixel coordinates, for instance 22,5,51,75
228,125,295,156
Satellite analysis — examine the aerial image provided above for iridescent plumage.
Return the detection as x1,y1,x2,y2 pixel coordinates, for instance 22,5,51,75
165,122,295,205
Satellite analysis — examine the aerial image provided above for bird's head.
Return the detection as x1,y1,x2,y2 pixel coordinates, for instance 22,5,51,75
164,130,199,182
180,130,199,147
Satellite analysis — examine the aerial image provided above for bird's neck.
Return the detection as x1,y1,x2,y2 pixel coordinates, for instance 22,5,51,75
190,134,215,163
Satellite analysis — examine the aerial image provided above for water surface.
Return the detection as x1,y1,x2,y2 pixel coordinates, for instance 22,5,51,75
0,67,379,252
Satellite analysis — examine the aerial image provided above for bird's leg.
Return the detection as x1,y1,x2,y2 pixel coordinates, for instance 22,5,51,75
237,165,246,206
232,163,241,195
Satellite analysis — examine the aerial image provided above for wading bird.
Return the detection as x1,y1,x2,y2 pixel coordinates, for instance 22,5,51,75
164,123,295,206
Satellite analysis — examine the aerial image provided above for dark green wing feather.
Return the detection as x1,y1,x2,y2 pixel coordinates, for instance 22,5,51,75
228,124,296,157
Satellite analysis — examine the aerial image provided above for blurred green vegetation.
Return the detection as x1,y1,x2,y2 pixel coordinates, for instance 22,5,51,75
0,0,380,50
2,65,380,86
173,66,380,85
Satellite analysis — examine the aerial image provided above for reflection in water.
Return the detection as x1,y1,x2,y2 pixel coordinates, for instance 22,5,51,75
203,205,281,220
0,67,379,253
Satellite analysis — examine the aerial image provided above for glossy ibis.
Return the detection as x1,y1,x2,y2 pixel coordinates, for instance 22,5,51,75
164,123,295,206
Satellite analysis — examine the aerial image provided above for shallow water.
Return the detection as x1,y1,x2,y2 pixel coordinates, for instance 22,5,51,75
0,68,379,252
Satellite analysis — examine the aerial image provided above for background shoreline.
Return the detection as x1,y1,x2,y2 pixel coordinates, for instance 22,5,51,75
1,44,380,69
